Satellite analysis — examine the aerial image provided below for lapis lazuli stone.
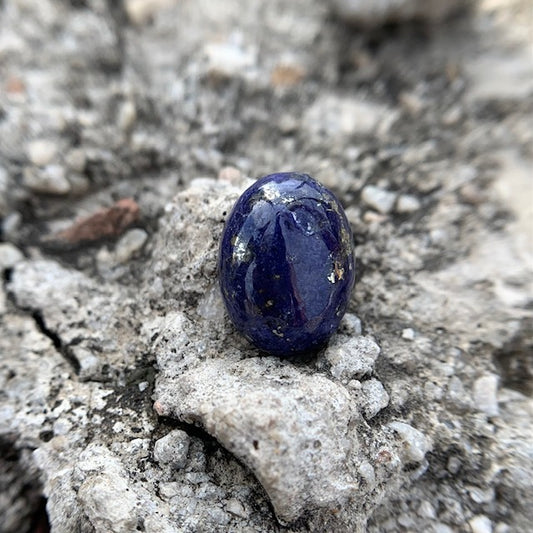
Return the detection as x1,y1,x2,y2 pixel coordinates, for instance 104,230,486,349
218,172,355,357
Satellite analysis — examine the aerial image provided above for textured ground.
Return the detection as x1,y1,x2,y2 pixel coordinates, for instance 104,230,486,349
0,0,532,532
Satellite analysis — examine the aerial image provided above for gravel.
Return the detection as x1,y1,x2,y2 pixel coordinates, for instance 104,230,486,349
0,0,532,532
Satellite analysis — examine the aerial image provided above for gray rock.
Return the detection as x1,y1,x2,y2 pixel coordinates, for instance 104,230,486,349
23,165,71,195
396,194,421,213
0,243,24,270
360,378,390,419
153,430,190,469
387,422,431,463
26,139,58,166
473,374,499,417
114,228,148,263
325,335,381,382
361,185,397,214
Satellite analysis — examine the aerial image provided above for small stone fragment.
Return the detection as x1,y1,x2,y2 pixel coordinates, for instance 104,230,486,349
125,0,176,25
326,335,381,381
360,379,390,418
204,41,257,80
417,500,437,519
361,185,396,214
304,96,390,137
402,328,416,341
396,194,421,213
55,198,140,244
0,243,24,270
24,165,71,195
469,515,493,533
387,422,431,463
473,374,499,417
27,139,58,166
114,228,148,263
153,430,190,469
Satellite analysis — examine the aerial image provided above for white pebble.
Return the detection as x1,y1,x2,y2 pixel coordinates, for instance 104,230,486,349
27,139,58,166
360,378,389,418
387,421,431,463
0,243,24,270
23,165,71,195
402,328,415,340
396,194,421,213
361,185,396,214
115,229,148,263
473,374,499,417
469,515,492,533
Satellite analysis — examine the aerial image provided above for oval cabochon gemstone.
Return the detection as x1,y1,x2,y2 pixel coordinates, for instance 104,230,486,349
218,172,355,357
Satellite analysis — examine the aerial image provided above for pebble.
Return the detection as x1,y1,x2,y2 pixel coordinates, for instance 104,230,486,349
360,378,390,418
387,422,431,463
326,335,381,381
27,139,58,166
447,456,462,475
125,0,175,25
473,374,499,417
361,185,397,214
396,194,421,213
402,328,416,341
417,500,437,519
225,499,248,519
358,461,376,487
64,148,87,173
114,229,148,263
153,430,190,469
469,515,493,533
118,100,137,132
303,95,390,137
0,243,24,270
23,165,71,195
204,40,257,80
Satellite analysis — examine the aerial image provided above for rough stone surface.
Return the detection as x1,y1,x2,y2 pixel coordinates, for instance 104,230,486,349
329,0,468,26
0,1,532,532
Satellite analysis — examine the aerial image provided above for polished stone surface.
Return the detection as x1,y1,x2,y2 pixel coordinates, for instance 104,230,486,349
219,172,355,356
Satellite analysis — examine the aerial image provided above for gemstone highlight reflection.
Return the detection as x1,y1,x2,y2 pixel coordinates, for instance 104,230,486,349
218,172,355,356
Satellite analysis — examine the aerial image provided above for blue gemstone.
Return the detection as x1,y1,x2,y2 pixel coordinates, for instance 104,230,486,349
218,172,355,356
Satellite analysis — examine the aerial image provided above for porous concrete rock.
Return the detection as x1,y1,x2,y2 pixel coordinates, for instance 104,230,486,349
1,0,532,532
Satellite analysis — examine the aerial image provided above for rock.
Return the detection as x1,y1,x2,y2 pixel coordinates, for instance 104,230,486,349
325,335,381,382
114,228,148,263
153,430,190,469
387,422,431,463
402,328,416,341
473,374,499,417
23,165,71,195
155,353,359,524
329,0,467,26
469,515,493,533
303,95,392,138
361,185,397,214
26,139,58,166
203,40,257,80
0,243,24,270
360,378,390,418
0,166,9,216
125,0,177,25
396,194,421,213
